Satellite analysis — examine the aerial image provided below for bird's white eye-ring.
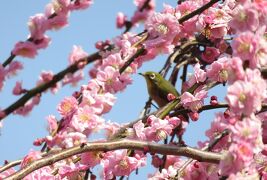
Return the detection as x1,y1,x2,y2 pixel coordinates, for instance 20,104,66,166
149,73,156,79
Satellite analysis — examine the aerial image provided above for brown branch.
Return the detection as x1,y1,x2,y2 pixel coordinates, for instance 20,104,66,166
0,148,62,173
5,140,223,180
262,67,267,79
0,160,21,173
0,52,101,121
178,0,220,24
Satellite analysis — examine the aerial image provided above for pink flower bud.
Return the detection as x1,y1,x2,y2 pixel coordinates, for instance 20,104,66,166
33,138,45,146
189,112,199,121
116,12,127,28
210,95,218,106
95,41,104,49
167,93,176,101
152,155,163,168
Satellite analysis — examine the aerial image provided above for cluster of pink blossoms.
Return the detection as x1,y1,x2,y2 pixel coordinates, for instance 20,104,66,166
0,0,93,117
1,0,267,179
12,0,93,59
149,0,267,179
116,0,155,29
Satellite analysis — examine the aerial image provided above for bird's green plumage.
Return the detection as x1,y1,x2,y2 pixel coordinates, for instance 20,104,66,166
140,71,179,107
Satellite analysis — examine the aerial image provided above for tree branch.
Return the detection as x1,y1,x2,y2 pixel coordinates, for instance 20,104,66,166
0,52,101,121
170,103,229,116
0,148,62,173
5,140,223,180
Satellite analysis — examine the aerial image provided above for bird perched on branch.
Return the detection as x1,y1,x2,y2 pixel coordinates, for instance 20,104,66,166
139,71,180,107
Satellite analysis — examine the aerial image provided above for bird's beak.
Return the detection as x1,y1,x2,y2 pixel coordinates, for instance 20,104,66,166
138,72,144,76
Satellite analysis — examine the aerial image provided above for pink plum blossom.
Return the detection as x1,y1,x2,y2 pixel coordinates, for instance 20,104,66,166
12,81,25,95
23,166,55,180
231,32,258,65
201,47,220,64
180,89,208,112
5,61,23,78
254,31,267,68
148,163,180,179
226,69,266,116
81,151,103,168
57,96,78,117
46,115,58,134
28,13,48,40
144,12,180,52
206,57,229,83
102,150,140,178
61,131,87,148
226,81,258,116
68,45,88,64
187,63,207,88
45,3,69,30
70,106,104,134
226,57,245,84
176,1,199,37
57,162,88,179
219,142,254,175
96,66,125,93
94,92,117,114
102,53,124,70
131,0,155,25
229,4,259,32
131,120,146,140
231,116,263,153
103,121,121,138
144,115,174,142
165,116,180,127
12,41,38,58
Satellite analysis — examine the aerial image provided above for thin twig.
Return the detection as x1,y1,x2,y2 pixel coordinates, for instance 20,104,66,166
119,47,146,74
178,0,220,24
170,103,229,117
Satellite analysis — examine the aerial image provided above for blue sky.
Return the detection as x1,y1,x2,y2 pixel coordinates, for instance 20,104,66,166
0,0,226,178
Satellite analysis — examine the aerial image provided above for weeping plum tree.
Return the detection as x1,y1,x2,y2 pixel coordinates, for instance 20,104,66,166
0,0,267,179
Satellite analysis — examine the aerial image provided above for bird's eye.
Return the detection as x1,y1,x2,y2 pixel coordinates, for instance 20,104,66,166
149,73,156,79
